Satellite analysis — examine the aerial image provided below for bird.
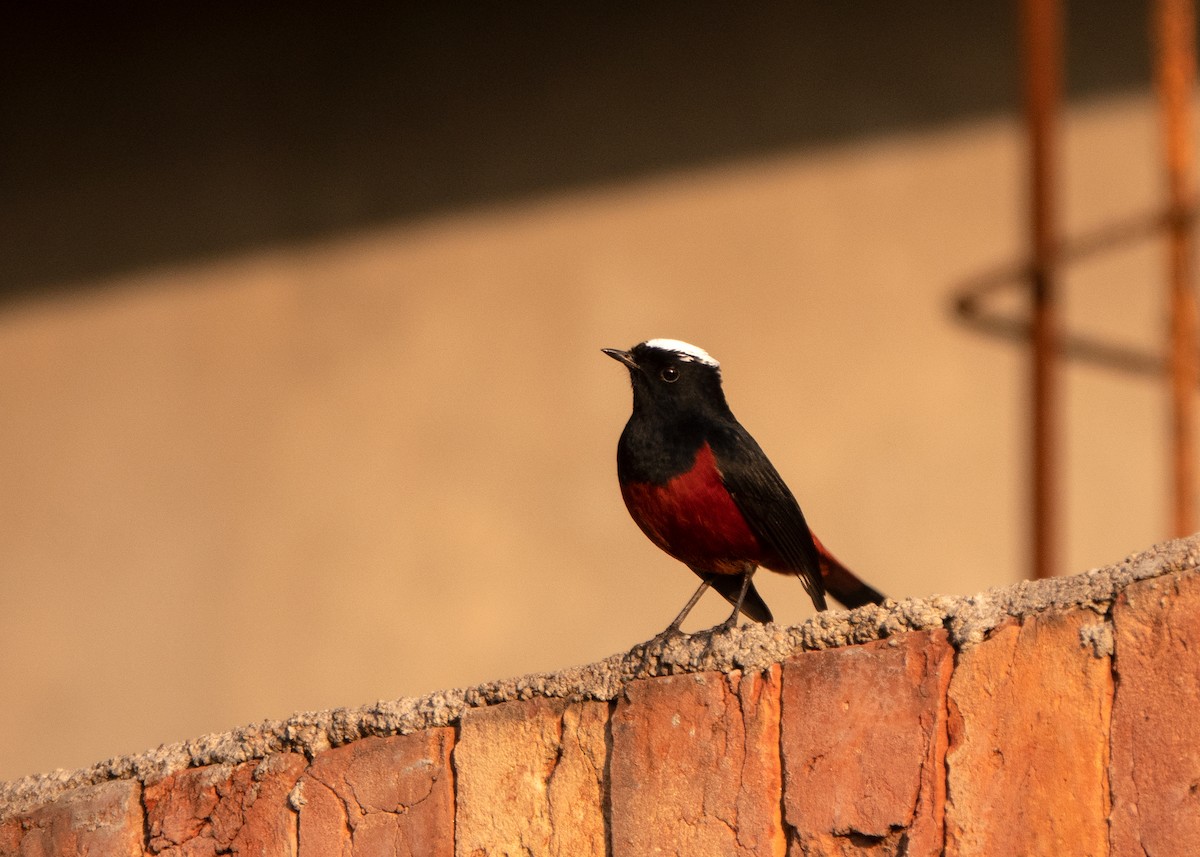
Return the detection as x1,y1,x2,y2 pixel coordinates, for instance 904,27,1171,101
603,338,886,634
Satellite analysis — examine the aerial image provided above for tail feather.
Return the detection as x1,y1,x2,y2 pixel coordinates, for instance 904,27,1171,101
812,533,887,608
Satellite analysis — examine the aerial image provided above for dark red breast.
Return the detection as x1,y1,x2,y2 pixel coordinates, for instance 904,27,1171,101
619,442,764,575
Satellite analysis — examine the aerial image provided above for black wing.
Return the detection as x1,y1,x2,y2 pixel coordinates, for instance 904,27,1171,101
709,422,829,611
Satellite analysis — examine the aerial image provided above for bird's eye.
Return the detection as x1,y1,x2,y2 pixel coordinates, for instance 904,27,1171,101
660,366,680,383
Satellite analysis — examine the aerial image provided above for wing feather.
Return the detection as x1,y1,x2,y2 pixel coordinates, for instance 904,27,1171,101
709,423,828,611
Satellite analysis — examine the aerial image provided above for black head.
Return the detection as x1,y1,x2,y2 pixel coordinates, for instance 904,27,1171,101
602,338,732,422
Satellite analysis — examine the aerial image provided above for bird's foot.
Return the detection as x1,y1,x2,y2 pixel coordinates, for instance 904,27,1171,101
647,622,687,647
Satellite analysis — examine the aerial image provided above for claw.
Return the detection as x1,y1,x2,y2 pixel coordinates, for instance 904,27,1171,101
649,622,687,645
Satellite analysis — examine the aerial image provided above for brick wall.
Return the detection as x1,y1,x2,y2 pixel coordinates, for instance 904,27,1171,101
2,537,1199,856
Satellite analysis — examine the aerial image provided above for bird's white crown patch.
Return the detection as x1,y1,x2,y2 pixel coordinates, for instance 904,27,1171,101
641,339,720,369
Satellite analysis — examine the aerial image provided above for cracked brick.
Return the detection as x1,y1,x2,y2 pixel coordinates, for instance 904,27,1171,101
780,630,952,857
609,667,783,857
0,819,21,855
1110,569,1200,856
944,610,1111,856
454,697,608,857
296,731,454,857
2,779,143,857
143,753,306,857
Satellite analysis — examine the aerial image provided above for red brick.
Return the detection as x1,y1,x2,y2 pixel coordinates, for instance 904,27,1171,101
944,610,1111,856
295,730,454,857
7,779,143,857
0,820,21,856
1110,570,1200,856
780,630,952,857
454,697,609,857
144,753,307,856
145,765,226,856
610,666,784,857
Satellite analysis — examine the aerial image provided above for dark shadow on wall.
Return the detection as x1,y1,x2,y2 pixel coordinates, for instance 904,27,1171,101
0,1,1157,301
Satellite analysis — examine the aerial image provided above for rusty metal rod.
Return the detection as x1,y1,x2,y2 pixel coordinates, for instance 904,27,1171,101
1021,0,1063,580
952,205,1194,377
1155,0,1199,537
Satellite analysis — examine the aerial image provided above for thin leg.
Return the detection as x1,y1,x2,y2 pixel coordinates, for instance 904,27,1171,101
661,579,711,636
718,569,754,631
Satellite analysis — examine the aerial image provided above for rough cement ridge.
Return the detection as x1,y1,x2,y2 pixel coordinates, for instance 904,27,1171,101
2,533,1197,821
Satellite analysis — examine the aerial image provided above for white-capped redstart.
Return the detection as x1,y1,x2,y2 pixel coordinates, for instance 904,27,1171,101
604,338,885,633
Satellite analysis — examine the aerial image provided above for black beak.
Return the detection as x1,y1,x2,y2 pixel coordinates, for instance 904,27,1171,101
602,347,639,371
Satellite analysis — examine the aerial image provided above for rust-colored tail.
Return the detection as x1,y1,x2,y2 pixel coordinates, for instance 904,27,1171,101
811,533,887,608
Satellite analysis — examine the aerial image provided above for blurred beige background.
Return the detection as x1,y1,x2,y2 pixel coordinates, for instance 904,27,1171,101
0,3,1189,780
